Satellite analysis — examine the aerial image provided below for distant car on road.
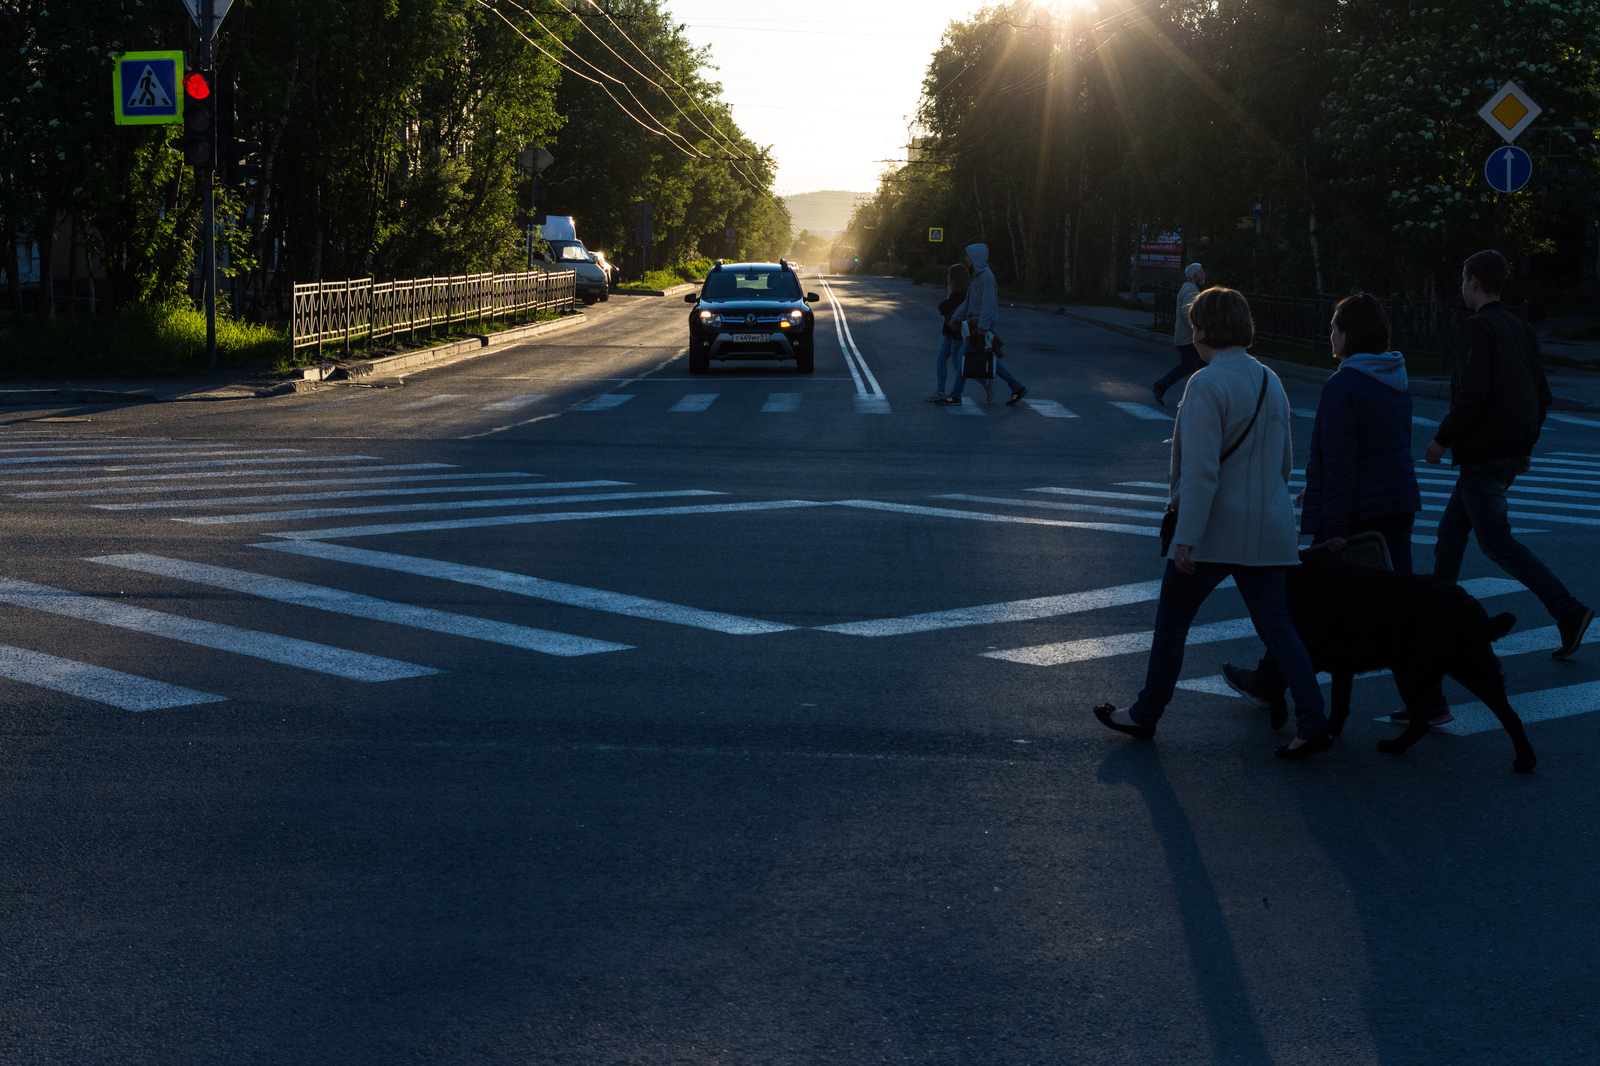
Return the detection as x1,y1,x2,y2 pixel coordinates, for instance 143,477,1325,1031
544,239,609,304
685,260,820,374
591,250,621,288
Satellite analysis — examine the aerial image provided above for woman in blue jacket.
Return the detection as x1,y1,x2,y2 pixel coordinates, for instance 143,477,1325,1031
1224,293,1422,704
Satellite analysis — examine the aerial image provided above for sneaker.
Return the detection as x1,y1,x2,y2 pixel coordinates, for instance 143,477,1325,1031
1389,708,1455,726
1221,662,1270,709
1553,604,1594,660
982,380,995,403
935,394,963,406
1007,386,1028,406
1151,383,1166,406
924,391,947,403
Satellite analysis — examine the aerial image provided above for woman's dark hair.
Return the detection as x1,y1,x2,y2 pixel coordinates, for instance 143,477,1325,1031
947,262,969,296
1188,286,1254,349
1331,293,1391,357
1463,249,1510,295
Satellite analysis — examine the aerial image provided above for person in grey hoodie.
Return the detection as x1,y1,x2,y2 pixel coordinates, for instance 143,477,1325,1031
937,243,1029,406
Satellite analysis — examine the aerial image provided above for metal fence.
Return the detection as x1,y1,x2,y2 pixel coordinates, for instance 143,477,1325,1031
1153,285,1472,366
291,268,578,354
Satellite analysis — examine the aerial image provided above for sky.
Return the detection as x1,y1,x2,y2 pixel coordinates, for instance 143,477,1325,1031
662,0,990,195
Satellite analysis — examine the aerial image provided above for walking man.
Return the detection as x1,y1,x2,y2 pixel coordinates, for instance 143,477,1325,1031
937,243,1028,406
1427,249,1593,659
1152,262,1205,405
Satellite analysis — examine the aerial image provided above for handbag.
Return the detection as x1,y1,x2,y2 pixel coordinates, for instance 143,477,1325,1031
1159,369,1270,556
1300,529,1393,570
961,334,994,380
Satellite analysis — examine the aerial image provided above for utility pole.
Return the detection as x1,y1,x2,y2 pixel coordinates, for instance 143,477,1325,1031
200,0,216,368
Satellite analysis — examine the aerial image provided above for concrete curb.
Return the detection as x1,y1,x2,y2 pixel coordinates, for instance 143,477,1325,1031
330,311,590,381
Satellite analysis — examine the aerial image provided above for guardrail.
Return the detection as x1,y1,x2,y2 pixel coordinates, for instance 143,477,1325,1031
291,268,578,354
1153,285,1480,365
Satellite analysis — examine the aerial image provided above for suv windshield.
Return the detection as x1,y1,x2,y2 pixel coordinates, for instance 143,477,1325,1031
549,240,591,262
702,269,801,301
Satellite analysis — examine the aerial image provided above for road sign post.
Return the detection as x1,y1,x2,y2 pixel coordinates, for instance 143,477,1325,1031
199,0,216,368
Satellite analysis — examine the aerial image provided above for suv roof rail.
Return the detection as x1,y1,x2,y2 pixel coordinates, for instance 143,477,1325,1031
712,260,724,272
779,258,789,271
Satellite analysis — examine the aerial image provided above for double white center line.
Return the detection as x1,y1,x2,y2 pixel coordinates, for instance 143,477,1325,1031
820,282,889,413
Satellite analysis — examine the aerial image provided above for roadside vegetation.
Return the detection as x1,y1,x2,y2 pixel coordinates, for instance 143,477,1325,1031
0,302,285,378
614,258,715,293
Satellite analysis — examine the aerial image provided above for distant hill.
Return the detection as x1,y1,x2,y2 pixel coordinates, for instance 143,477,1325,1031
783,190,872,239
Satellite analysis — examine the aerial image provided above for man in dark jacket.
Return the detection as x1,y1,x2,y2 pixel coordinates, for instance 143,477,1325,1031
1425,250,1593,660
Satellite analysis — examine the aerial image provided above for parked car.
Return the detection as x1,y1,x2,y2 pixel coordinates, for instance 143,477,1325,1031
684,260,819,374
591,250,621,288
543,238,609,304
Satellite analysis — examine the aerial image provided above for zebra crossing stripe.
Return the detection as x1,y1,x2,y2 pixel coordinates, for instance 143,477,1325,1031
0,643,227,711
252,542,798,635
762,393,802,412
87,554,631,657
817,577,1176,637
0,576,438,681
397,394,465,410
481,394,548,411
256,499,831,541
1022,399,1078,418
1545,412,1600,429
935,493,1166,521
0,463,452,489
1108,402,1172,421
669,394,718,412
174,488,721,526
0,455,385,475
95,480,627,511
571,394,634,411
0,448,301,466
1430,680,1600,736
0,439,176,452
834,499,1161,537
11,470,526,499
1028,486,1169,503
946,397,984,415
987,577,1525,667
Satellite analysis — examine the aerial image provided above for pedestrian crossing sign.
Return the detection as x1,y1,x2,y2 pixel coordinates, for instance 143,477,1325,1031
112,51,184,125
929,227,944,242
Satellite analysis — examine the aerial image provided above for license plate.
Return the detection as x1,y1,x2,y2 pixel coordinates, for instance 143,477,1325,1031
729,332,769,342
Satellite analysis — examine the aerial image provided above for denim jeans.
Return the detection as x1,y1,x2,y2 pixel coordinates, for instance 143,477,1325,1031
1129,560,1328,739
1433,457,1581,623
935,334,960,394
1154,343,1201,393
948,334,1023,398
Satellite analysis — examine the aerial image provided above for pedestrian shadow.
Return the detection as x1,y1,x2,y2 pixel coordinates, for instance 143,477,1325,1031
1097,744,1277,1066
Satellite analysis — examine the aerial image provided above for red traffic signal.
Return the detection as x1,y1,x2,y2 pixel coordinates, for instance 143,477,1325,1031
184,71,212,100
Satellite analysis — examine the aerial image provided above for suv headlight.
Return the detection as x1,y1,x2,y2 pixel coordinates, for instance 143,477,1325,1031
787,309,804,325
698,310,723,329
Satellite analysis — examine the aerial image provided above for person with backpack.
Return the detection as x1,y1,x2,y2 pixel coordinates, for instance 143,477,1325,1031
925,263,970,403
1093,287,1331,759
936,244,1028,406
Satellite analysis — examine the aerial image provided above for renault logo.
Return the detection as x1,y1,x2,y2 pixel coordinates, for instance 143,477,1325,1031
746,313,756,324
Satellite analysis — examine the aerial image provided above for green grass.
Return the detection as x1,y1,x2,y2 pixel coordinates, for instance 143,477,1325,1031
614,257,714,293
0,303,288,377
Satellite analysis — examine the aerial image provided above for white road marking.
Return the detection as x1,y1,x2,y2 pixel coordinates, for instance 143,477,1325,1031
12,470,529,500
0,440,177,452
854,395,892,414
935,493,1165,521
1419,502,1600,527
1551,451,1600,458
946,396,985,415
833,499,1162,536
0,455,386,475
988,577,1526,667
0,643,228,711
1423,680,1600,736
1413,477,1600,501
0,463,453,489
1546,412,1600,428
818,578,1182,636
253,542,797,635
570,394,634,411
0,448,299,466
397,394,464,410
0,576,437,681
89,554,631,657
1029,486,1169,503
1108,402,1172,421
299,393,377,409
821,281,889,410
1023,399,1078,418
669,393,718,412
1416,490,1600,513
262,499,832,540
762,393,802,412
174,489,722,525
1116,481,1170,490
95,480,623,511
1413,415,1441,427
481,394,548,411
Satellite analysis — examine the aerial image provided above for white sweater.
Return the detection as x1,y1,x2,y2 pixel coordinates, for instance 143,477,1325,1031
1168,348,1300,566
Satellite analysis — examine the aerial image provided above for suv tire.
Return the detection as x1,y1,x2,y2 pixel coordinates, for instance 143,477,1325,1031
795,338,815,374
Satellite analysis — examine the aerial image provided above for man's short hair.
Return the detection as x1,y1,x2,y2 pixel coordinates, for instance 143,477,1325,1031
1464,250,1510,295
1185,262,1204,280
1188,286,1254,349
1332,293,1391,358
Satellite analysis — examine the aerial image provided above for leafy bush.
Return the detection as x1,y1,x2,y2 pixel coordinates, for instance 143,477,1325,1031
0,304,289,377
615,257,715,292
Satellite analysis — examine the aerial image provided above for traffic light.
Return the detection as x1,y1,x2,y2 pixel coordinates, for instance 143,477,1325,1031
216,74,260,189
182,68,216,170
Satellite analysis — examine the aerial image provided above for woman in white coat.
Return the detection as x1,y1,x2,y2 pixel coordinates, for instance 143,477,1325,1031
1094,287,1331,759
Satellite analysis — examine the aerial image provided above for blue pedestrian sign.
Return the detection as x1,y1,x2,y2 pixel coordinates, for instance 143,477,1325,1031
1485,145,1533,194
112,51,184,126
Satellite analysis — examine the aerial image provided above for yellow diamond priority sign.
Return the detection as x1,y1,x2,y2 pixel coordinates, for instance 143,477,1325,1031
1478,80,1542,143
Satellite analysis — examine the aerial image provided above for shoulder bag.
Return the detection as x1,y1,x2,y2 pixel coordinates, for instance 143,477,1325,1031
1159,368,1270,557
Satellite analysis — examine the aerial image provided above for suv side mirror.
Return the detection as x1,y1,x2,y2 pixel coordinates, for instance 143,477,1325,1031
805,292,820,303
684,293,699,303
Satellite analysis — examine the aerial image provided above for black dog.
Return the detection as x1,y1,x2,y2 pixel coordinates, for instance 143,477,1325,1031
1252,556,1536,772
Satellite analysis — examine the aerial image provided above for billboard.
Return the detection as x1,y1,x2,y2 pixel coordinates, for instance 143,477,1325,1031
1137,238,1184,269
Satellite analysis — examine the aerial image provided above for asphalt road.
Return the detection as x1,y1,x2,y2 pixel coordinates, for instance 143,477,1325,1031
2,277,1597,1064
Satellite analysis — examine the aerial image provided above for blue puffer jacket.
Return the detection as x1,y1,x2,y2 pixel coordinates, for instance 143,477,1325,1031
1301,352,1422,538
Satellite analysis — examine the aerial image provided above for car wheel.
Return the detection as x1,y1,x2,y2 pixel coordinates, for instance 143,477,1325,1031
795,339,815,374
581,295,597,305
689,346,709,374
599,290,610,302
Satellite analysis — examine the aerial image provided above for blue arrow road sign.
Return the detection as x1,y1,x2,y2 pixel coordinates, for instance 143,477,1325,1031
1485,145,1533,193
